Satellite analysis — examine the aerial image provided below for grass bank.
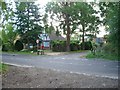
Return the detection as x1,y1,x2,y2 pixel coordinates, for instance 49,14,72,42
0,63,8,74
2,51,37,55
86,52,119,61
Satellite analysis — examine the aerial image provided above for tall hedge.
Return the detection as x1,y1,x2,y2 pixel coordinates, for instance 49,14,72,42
15,40,23,51
51,40,66,52
70,41,80,51
80,41,92,50
2,44,8,51
51,40,80,52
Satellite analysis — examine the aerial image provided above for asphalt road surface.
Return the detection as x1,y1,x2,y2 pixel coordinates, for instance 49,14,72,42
1,52,119,79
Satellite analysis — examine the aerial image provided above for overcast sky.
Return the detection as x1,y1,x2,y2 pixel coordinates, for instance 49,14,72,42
2,0,109,37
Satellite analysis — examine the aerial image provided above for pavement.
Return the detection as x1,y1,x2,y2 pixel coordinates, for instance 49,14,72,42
1,52,119,79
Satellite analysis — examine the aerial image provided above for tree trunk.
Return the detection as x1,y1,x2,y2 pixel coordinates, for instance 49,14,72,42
64,2,71,52
66,23,70,51
82,24,85,50
65,14,70,52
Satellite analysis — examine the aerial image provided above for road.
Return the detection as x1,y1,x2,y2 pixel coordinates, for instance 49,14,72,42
1,52,119,79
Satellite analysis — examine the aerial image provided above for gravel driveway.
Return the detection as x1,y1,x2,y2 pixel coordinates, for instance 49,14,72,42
2,65,118,88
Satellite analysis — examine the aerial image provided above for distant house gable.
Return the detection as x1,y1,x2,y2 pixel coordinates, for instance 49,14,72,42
38,32,65,48
38,34,50,41
49,31,65,41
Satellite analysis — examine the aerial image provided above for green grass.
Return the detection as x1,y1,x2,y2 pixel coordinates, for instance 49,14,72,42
86,52,119,61
0,63,8,74
2,51,37,55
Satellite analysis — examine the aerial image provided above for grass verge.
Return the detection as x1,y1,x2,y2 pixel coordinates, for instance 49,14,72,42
2,51,37,55
0,63,8,74
86,52,119,61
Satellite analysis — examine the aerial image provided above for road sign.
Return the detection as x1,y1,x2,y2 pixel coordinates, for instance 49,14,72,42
36,39,39,43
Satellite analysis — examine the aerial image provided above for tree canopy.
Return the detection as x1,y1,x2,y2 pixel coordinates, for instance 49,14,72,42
45,2,102,50
13,2,43,45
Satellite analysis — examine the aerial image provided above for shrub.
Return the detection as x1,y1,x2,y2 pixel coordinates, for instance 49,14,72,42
51,40,80,52
70,41,80,51
80,41,92,50
51,40,66,52
2,44,8,51
15,40,24,51
102,43,118,55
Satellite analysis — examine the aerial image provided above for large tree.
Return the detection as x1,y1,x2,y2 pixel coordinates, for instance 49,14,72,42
45,2,73,51
0,1,17,51
70,2,101,49
98,2,119,57
13,2,43,45
45,2,100,51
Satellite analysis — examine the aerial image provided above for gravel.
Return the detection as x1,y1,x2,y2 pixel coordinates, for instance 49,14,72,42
2,65,118,88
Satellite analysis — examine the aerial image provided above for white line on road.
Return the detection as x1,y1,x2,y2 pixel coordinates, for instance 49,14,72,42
71,71,118,80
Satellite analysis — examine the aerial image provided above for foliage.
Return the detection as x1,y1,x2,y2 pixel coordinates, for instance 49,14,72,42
15,40,24,51
0,63,8,74
86,52,119,61
45,2,101,51
0,2,18,51
99,2,119,58
102,43,118,55
70,41,80,51
52,40,95,52
2,23,17,51
13,2,43,45
2,44,8,51
80,41,93,50
51,40,81,52
2,50,37,55
51,40,66,52
107,3,119,57
0,38,2,46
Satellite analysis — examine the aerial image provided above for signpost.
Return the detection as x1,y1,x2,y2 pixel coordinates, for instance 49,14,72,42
36,39,44,55
36,39,39,55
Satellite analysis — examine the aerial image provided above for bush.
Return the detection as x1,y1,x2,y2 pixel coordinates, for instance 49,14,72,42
51,40,66,52
70,41,80,51
51,40,80,52
86,52,118,61
102,43,118,55
15,40,24,51
80,41,92,50
2,44,8,51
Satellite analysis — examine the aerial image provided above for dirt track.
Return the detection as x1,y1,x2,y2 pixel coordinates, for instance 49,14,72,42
2,65,118,88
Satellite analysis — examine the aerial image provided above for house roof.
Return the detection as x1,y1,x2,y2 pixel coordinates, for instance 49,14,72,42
39,31,66,41
49,31,65,41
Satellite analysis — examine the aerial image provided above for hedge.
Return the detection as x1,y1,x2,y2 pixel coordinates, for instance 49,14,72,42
51,40,94,52
15,40,24,51
51,40,81,52
80,41,92,50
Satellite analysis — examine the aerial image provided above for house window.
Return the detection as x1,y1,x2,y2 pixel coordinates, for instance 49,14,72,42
43,41,50,48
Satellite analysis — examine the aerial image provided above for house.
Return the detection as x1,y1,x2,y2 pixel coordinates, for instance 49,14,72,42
38,33,50,49
38,31,65,49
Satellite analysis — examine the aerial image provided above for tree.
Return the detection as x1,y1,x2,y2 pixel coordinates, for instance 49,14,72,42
13,2,43,45
71,3,100,49
45,2,101,50
2,23,17,51
1,1,17,51
106,3,119,48
98,2,119,57
45,2,71,51
106,3,119,56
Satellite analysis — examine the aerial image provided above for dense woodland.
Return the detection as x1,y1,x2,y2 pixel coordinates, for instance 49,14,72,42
0,1,119,59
